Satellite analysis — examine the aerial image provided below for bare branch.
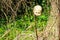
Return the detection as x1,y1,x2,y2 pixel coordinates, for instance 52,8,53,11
1,9,8,22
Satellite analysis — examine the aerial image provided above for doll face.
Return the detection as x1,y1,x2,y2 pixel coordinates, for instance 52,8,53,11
33,5,42,16
34,9,41,16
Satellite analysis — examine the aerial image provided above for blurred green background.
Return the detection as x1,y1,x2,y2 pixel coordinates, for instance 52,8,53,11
0,0,50,40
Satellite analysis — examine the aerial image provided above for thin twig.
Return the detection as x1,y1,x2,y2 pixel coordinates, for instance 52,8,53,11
1,9,8,22
13,34,20,40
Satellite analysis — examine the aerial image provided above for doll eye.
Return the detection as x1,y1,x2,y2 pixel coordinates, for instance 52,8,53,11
36,12,38,13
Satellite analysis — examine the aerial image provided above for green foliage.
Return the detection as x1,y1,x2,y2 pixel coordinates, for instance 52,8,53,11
0,0,51,40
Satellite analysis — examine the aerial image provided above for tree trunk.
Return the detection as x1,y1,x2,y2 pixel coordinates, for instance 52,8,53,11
39,0,59,40
58,0,60,40
44,0,59,40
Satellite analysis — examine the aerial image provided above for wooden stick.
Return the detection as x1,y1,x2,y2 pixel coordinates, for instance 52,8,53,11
34,15,38,40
